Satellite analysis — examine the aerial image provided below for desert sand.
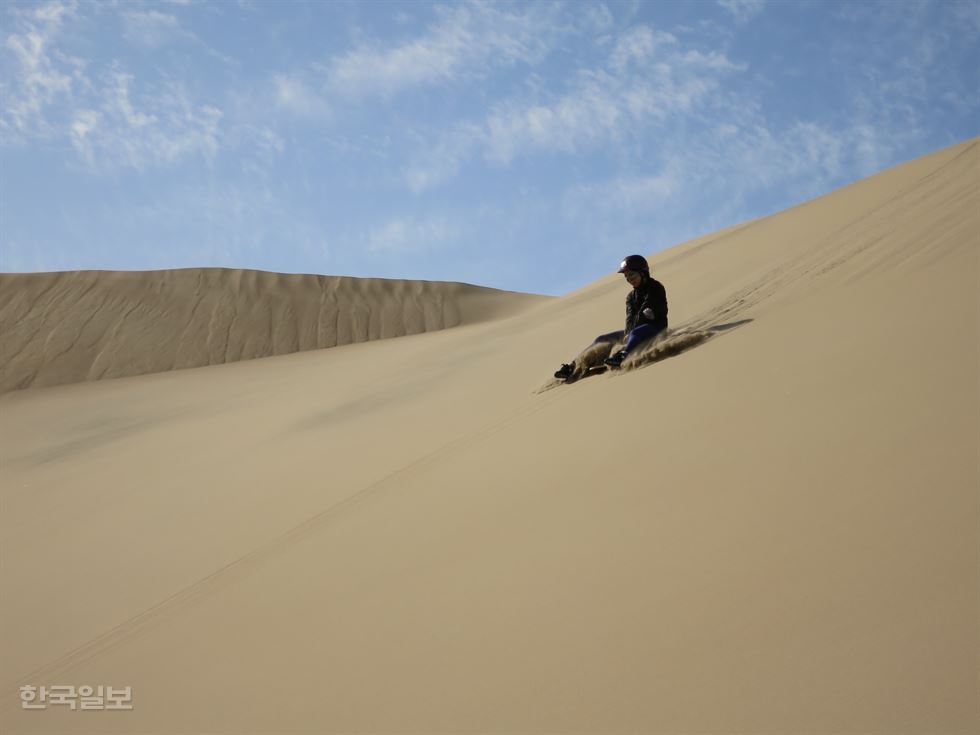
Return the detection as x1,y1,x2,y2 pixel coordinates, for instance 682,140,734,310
0,269,547,393
1,137,977,733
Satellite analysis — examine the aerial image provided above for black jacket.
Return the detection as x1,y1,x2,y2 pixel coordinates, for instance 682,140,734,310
625,276,668,333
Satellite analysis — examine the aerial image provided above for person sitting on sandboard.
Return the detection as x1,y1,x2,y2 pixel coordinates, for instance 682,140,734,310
554,254,668,380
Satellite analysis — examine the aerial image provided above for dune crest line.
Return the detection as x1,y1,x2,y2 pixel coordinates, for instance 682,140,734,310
0,269,548,393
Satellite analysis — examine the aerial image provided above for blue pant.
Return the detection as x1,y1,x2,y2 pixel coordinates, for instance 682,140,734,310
591,323,665,354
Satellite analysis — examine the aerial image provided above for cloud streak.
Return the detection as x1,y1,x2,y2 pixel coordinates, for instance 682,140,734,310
121,9,186,49
273,73,331,120
368,216,460,254
405,25,744,190
1,0,78,140
1,1,230,171
325,1,566,97
717,0,767,23
70,70,223,170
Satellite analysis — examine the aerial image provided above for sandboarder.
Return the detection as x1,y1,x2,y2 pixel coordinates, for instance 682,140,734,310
554,254,668,380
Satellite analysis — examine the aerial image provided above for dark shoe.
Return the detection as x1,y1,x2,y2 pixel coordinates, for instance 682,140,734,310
603,350,628,368
554,362,575,380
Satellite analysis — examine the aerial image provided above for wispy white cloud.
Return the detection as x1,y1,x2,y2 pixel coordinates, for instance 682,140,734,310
560,114,900,266
405,24,743,190
121,9,186,49
69,69,223,170
120,6,236,64
325,1,566,97
1,2,233,171
243,125,285,159
552,1,978,272
951,0,980,34
717,0,767,23
367,216,460,254
568,168,682,217
828,0,977,170
68,107,98,159
273,73,331,120
609,25,675,71
403,125,480,193
1,0,79,140
481,78,628,165
581,3,617,34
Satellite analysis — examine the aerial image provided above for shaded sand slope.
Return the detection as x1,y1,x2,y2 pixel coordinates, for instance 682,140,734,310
1,138,977,733
0,269,547,392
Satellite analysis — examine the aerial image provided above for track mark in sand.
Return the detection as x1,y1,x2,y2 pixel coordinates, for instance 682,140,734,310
0,388,575,702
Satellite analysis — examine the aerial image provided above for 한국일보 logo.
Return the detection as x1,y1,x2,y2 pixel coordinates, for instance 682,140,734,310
19,684,133,711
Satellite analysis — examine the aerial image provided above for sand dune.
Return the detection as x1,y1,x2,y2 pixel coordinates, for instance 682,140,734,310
0,269,547,392
0,138,977,733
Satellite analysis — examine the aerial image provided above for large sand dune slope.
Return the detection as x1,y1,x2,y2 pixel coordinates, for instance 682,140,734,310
0,269,546,392
1,138,977,733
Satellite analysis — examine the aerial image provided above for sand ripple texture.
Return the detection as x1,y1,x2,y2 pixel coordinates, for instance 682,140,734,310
0,270,546,392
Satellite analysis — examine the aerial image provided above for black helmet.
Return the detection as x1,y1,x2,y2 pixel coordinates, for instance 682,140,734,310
617,254,649,274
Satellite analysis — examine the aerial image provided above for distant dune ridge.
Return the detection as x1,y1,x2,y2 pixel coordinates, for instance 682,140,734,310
1,138,977,733
0,269,547,392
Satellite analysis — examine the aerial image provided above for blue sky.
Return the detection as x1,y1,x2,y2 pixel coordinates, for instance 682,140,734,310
2,0,978,295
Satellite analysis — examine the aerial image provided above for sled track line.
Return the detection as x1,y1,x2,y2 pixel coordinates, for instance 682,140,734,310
1,387,575,704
